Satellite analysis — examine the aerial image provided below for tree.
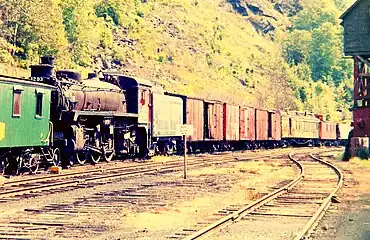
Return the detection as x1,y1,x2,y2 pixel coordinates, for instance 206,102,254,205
0,0,68,63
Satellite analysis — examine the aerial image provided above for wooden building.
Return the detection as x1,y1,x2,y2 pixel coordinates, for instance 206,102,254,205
341,0,370,154
340,0,370,56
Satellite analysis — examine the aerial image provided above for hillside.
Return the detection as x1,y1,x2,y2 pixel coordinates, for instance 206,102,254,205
0,0,354,120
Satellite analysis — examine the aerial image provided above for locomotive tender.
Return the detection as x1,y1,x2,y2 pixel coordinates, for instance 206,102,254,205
0,57,351,174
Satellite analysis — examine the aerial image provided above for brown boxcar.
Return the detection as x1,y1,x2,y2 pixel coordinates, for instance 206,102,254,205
268,111,282,141
223,104,240,141
186,98,204,141
320,122,337,140
204,101,224,140
240,107,256,141
256,109,268,141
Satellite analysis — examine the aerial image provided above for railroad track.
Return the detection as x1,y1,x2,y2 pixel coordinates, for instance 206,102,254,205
0,148,341,201
171,152,343,240
0,151,296,239
0,150,292,201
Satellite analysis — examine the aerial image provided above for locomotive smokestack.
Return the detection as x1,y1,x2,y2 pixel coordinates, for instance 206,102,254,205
30,56,55,82
40,56,55,66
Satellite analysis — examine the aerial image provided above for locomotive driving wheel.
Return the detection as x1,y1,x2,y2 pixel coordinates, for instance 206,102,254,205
103,138,114,162
90,151,101,164
75,151,87,165
51,148,61,166
89,139,102,164
27,156,39,175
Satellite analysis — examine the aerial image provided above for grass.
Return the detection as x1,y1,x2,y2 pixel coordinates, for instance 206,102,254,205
108,0,296,109
0,0,298,110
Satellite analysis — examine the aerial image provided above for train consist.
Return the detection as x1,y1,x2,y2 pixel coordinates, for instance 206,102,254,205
0,57,351,174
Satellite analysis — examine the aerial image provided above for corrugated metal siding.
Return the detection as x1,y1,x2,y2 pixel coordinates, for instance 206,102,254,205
186,98,204,141
223,104,240,141
240,107,255,141
320,122,337,140
152,93,183,137
256,109,268,141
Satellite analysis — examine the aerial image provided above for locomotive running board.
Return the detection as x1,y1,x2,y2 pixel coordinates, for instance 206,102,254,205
67,111,139,120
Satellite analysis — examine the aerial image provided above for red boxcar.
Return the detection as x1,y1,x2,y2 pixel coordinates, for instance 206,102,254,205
320,121,337,140
268,111,282,141
186,98,204,141
256,109,268,141
204,101,224,140
240,107,256,141
223,104,240,141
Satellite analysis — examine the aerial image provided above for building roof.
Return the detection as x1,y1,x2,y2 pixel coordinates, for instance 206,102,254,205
340,0,363,19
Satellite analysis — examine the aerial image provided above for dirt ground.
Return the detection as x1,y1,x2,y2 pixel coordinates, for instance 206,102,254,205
0,153,297,239
310,154,370,240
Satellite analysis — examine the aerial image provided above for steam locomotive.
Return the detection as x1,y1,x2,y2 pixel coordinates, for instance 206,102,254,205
0,57,351,175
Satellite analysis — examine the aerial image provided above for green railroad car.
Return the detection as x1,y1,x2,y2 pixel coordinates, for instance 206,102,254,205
0,75,54,147
0,75,55,174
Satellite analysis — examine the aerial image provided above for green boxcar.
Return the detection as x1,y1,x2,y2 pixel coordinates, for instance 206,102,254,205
0,76,54,148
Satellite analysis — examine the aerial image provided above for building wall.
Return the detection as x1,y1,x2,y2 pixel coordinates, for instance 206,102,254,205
343,0,370,56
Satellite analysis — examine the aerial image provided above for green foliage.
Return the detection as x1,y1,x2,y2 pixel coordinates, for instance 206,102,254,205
0,0,354,120
95,1,121,26
283,0,353,121
0,0,68,64
283,30,311,65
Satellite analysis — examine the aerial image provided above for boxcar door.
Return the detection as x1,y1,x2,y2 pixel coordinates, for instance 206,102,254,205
204,102,211,139
268,112,273,139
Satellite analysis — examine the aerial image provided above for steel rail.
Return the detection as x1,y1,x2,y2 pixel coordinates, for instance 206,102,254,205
293,153,343,240
2,150,276,187
0,154,280,199
183,152,305,240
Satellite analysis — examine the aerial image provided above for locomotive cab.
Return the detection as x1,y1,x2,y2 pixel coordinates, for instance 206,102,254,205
101,74,153,157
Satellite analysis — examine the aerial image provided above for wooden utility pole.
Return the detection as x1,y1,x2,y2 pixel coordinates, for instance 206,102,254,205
183,135,187,179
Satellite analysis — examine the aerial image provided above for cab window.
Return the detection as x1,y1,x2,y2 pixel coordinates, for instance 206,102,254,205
36,93,43,117
13,90,22,117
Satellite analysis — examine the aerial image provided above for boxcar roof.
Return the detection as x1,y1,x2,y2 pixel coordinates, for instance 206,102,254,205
340,0,363,19
0,74,56,89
